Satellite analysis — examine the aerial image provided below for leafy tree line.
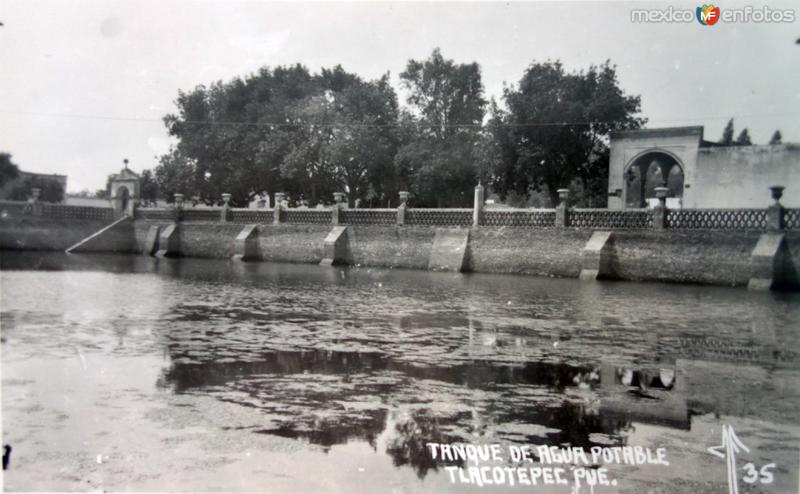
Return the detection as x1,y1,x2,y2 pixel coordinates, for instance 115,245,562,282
145,49,647,207
0,153,64,203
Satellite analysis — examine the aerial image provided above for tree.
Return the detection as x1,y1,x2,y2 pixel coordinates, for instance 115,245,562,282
139,169,160,206
719,119,734,145
0,152,20,187
323,74,400,206
162,64,400,206
8,175,64,202
395,48,487,206
268,67,399,206
163,64,321,205
154,148,197,203
394,132,482,207
735,128,752,145
491,60,644,206
278,93,339,205
769,130,782,145
0,153,63,203
399,48,486,141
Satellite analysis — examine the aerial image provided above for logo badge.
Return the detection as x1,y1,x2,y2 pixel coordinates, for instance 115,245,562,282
697,4,721,25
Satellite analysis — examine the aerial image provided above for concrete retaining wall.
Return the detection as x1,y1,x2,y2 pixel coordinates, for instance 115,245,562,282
611,231,762,286
178,223,242,259
348,226,436,269
258,225,329,263
468,228,593,278
2,218,799,289
0,216,136,253
134,221,170,253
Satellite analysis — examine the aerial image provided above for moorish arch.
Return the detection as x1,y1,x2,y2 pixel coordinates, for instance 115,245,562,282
116,185,131,213
623,150,685,209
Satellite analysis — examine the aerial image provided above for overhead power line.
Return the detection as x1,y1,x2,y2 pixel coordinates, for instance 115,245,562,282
1,110,798,129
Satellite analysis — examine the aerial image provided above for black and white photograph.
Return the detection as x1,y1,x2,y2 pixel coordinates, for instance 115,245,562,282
1,1,799,492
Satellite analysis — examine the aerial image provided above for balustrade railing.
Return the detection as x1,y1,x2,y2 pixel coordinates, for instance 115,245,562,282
482,209,556,227
340,208,396,225
228,208,274,224
1,200,114,221
135,208,175,221
5,187,797,232
664,209,768,231
405,208,473,227
0,200,32,217
569,208,653,229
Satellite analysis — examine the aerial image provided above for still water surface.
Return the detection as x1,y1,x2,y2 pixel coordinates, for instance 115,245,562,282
1,251,799,492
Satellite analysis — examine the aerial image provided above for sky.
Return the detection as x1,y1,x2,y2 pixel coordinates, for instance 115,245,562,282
1,0,798,193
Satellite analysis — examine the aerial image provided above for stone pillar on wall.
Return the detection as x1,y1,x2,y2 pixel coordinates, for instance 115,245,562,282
473,183,484,227
652,187,669,230
749,186,788,290
220,193,231,223
331,206,339,225
333,192,346,208
331,192,345,225
397,191,409,226
30,188,42,216
273,193,285,224
767,186,785,232
173,193,184,223
555,189,570,228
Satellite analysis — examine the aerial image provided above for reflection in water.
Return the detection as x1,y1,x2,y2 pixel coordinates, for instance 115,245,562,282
2,251,800,491
157,350,635,477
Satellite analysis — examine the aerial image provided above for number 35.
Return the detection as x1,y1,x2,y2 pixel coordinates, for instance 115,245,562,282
742,463,776,484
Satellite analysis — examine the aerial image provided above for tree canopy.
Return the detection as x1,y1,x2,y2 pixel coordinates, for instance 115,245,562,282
0,153,20,187
158,65,399,206
488,61,644,206
151,52,646,208
0,153,64,203
394,48,487,207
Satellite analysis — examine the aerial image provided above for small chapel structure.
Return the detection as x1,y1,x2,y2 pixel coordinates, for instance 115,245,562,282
108,159,140,217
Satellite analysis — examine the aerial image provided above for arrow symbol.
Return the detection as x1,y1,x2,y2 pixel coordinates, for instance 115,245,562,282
708,424,750,494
